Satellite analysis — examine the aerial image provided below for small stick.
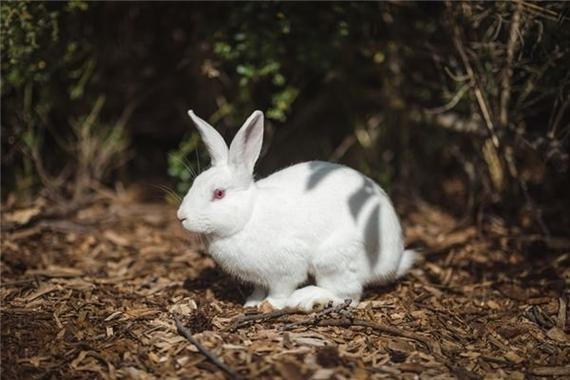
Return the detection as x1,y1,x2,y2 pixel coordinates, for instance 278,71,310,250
173,315,241,379
228,301,433,353
228,308,299,331
229,299,353,331
557,296,567,330
348,319,431,349
284,310,433,352
285,299,353,329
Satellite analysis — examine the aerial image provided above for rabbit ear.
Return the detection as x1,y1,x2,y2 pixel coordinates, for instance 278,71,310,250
229,110,264,174
187,110,228,166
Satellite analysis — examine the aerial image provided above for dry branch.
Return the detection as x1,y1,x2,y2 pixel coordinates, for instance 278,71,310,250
284,299,353,329
288,317,433,352
2,195,96,232
230,300,433,352
228,308,300,331
499,1,523,128
424,83,471,115
173,315,242,379
450,22,499,149
557,296,567,331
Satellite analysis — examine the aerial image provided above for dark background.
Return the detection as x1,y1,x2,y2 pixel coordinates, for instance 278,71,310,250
2,1,569,236
2,4,570,378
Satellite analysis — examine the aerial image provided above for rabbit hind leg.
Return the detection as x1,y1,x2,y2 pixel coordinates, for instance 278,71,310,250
286,240,364,311
265,281,299,310
285,285,345,312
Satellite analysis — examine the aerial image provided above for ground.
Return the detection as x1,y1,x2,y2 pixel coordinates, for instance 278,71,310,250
1,191,569,379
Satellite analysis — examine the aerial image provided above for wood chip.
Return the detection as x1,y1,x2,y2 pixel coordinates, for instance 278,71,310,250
3,198,568,378
529,366,570,376
26,266,83,278
557,296,567,330
104,230,131,247
546,327,568,343
22,284,60,302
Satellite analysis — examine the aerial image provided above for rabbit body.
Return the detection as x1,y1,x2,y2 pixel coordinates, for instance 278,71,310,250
178,110,415,311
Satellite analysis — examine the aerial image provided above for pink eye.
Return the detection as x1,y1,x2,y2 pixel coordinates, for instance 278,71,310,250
213,188,225,200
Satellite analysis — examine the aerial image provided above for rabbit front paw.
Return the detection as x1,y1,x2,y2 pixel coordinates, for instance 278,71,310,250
244,299,262,307
285,286,345,312
264,296,288,310
244,286,266,307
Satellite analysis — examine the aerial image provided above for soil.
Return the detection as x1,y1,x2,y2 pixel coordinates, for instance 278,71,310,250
1,193,569,379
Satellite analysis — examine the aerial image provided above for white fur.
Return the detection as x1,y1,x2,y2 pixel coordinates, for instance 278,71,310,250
178,110,416,311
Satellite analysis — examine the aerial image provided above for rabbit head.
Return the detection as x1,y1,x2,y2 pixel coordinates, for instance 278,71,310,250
177,110,264,237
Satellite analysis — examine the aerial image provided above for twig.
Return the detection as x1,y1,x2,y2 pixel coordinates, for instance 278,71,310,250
450,17,499,149
228,308,299,331
424,83,471,115
228,300,433,354
557,296,567,331
520,1,567,22
448,2,515,196
279,300,433,351
296,317,434,352
329,134,357,162
548,96,569,139
351,319,432,349
499,0,523,128
173,315,241,379
2,195,97,232
285,299,353,329
21,142,66,203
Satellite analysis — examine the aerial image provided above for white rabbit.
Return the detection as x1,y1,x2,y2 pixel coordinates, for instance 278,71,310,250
177,110,416,311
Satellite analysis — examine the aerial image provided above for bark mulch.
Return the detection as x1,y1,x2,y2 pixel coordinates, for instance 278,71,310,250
1,195,569,379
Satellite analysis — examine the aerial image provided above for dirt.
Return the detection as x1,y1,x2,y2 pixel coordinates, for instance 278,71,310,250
1,194,569,379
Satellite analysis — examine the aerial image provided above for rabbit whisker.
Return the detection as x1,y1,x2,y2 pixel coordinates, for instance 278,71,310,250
174,156,197,180
195,146,202,175
154,184,182,203
181,157,197,179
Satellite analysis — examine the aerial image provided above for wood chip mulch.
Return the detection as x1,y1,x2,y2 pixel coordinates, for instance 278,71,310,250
1,196,569,379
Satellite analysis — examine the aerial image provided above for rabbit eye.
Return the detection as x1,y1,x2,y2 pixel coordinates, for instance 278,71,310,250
213,188,225,200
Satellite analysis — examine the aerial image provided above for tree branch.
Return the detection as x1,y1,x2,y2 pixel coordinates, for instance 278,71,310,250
173,315,241,379
499,0,523,128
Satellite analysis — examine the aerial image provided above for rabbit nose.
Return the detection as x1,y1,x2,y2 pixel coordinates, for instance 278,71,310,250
176,209,187,222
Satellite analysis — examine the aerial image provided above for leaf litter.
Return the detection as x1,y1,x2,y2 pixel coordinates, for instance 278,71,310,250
1,197,569,379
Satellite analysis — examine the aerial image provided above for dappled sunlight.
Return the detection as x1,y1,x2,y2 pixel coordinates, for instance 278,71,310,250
2,1,569,378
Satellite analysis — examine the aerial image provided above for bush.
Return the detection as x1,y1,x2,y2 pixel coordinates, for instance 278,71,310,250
1,1,128,202
2,2,568,234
